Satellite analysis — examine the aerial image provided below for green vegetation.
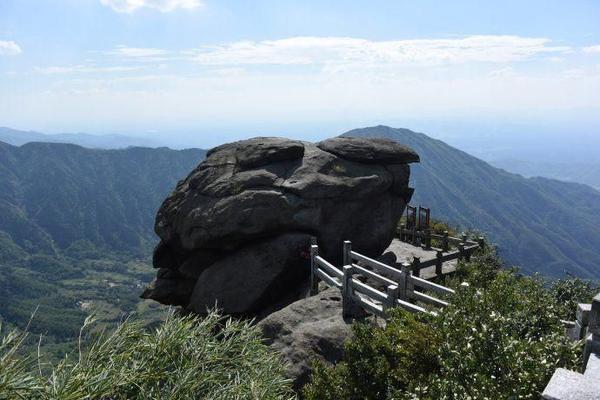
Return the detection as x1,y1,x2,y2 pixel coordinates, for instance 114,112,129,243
0,141,206,356
304,246,595,400
0,251,166,361
0,311,294,400
0,141,205,256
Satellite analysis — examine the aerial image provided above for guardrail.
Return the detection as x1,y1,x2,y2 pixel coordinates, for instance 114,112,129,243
398,229,485,277
310,240,457,319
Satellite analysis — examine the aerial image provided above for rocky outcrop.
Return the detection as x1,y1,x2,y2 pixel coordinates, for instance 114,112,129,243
143,136,418,316
258,287,368,390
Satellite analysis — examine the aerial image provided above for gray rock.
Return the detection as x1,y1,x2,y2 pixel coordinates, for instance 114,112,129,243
258,287,367,391
141,271,195,307
317,137,420,164
188,233,312,315
145,136,417,317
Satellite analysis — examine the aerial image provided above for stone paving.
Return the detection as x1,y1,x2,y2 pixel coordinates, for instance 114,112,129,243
383,239,458,280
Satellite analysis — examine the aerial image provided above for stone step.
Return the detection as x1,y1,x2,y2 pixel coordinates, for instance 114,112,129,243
584,352,600,380
542,368,600,400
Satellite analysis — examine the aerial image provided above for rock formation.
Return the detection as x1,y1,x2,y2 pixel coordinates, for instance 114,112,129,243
258,286,368,390
143,136,418,316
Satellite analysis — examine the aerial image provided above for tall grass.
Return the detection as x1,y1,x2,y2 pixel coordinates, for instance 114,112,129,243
0,311,295,399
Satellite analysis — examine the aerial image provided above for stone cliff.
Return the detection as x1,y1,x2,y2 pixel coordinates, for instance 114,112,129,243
142,136,419,317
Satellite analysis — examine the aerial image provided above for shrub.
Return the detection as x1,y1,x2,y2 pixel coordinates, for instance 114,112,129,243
304,248,583,400
304,311,440,400
549,277,598,320
0,311,295,400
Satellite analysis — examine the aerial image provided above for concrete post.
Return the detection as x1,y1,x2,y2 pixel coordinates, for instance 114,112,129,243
398,262,411,301
477,236,486,249
412,256,421,278
400,262,414,302
383,284,399,313
568,304,591,341
442,230,449,252
310,244,319,295
342,265,354,318
435,250,443,276
343,240,352,268
459,233,468,260
425,228,432,250
583,293,600,368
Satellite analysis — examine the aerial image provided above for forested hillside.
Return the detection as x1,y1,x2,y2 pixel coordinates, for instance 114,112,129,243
0,141,205,354
344,126,600,279
0,141,205,256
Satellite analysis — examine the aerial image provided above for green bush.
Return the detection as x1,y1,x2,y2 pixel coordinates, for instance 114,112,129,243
304,311,440,400
0,311,295,400
550,277,598,320
304,248,584,400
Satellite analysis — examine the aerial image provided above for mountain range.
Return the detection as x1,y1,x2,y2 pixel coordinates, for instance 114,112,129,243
0,127,163,149
1,126,599,347
343,126,600,279
487,159,600,190
0,141,206,257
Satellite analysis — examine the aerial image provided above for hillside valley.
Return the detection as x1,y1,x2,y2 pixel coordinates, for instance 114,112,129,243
0,141,205,355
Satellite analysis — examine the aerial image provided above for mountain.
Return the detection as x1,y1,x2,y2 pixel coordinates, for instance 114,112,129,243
0,141,205,347
343,126,600,279
488,158,600,190
0,141,205,256
0,127,163,149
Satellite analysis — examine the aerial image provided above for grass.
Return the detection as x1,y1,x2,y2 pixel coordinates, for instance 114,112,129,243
0,310,295,400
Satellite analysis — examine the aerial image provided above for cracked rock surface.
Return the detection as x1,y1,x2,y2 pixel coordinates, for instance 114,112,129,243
143,136,418,316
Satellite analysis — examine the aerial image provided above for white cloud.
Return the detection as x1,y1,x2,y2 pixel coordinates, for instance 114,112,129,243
0,40,22,56
488,66,518,79
106,46,170,61
582,45,600,54
189,35,570,67
100,0,202,13
35,65,143,74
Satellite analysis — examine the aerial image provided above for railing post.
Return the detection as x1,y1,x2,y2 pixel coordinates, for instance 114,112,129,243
342,265,354,318
458,233,466,261
398,262,410,301
343,240,352,267
425,228,432,250
461,233,470,261
583,293,600,368
435,250,443,276
442,230,449,252
399,223,405,241
401,262,414,302
477,236,485,249
383,284,399,313
412,256,421,278
310,244,319,295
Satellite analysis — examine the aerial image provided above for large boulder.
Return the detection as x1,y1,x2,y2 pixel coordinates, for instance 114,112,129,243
258,287,367,391
143,136,418,316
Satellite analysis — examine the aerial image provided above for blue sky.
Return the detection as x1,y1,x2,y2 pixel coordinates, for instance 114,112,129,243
1,0,600,144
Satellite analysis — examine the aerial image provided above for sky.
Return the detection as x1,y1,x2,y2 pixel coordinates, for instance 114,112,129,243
1,0,600,146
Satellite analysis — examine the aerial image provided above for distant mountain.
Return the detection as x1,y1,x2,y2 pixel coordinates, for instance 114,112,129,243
488,158,600,190
0,127,163,149
343,126,600,279
0,141,206,257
